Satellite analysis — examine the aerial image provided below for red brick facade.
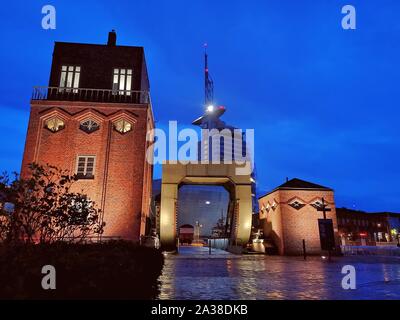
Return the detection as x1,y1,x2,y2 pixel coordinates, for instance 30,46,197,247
258,180,339,255
21,100,154,241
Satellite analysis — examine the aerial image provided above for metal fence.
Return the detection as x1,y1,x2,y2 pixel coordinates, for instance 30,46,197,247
341,245,400,257
31,86,150,104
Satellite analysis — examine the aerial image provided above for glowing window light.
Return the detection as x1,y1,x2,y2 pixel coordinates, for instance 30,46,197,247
114,119,132,134
45,117,65,133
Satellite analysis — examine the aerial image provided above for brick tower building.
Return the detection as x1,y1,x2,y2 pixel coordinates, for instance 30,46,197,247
21,31,154,241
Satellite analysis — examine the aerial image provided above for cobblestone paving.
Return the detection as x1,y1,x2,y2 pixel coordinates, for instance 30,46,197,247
158,247,400,300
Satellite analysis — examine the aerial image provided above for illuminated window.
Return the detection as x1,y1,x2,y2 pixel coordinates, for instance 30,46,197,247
76,156,95,179
112,68,132,95
114,119,132,134
45,117,65,133
80,119,100,134
59,65,80,93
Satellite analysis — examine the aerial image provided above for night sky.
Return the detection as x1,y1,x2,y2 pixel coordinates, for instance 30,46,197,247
0,0,399,212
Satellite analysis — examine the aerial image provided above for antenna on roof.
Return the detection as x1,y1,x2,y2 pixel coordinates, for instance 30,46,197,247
204,43,214,110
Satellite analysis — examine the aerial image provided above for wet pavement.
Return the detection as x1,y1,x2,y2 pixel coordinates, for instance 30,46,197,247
158,246,400,300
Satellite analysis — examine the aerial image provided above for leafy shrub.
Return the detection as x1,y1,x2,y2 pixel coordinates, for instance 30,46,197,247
0,163,104,244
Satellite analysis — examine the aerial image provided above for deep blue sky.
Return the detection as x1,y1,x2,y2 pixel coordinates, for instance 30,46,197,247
0,0,399,212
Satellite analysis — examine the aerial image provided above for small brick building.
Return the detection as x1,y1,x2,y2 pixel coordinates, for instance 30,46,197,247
258,178,339,255
21,31,154,241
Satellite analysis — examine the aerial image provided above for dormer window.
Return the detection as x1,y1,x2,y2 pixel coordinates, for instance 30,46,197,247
112,68,132,95
59,65,80,93
80,119,100,134
45,117,65,133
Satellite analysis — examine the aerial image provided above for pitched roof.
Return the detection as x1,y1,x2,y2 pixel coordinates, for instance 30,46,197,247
258,178,332,199
277,178,331,190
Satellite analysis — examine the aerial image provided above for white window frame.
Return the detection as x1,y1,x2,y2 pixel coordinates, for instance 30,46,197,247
59,65,81,93
76,155,96,178
112,68,132,95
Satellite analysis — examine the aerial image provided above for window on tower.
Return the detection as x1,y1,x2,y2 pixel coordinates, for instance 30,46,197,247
76,156,95,179
113,119,133,134
59,65,81,93
112,68,132,95
80,119,100,134
45,117,65,133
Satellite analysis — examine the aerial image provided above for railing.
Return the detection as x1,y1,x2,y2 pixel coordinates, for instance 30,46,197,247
341,245,400,257
31,86,150,104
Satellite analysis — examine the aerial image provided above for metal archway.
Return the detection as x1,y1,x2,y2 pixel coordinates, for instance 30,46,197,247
159,162,253,251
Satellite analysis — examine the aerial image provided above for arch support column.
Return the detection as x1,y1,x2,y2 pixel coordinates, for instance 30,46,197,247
160,183,178,250
235,184,253,245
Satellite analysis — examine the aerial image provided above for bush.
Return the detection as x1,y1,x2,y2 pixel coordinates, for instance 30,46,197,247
0,241,164,299
0,163,104,244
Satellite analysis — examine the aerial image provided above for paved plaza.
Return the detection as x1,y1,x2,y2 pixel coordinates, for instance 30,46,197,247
158,247,400,300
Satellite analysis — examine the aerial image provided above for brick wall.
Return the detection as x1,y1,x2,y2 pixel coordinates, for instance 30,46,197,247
21,100,154,241
259,189,338,255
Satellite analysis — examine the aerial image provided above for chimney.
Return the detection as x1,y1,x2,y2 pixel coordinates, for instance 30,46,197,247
107,30,117,46
286,177,289,182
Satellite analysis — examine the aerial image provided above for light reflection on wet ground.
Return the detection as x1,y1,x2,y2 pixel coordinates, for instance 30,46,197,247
158,247,400,300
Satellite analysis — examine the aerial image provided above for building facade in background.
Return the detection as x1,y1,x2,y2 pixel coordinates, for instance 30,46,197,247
336,208,400,245
21,31,154,241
